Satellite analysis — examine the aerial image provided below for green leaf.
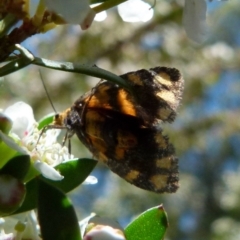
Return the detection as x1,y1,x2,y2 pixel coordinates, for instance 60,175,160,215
0,131,26,168
38,113,55,130
125,205,168,240
38,179,81,240
13,158,97,215
0,155,30,181
0,140,18,169
0,113,12,134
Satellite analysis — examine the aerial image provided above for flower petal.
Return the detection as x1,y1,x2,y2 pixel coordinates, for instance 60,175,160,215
91,3,107,22
118,0,153,23
80,8,96,30
20,211,41,240
94,11,107,22
0,131,27,154
3,102,36,138
0,232,14,240
44,129,61,145
34,160,64,181
44,0,91,24
183,0,207,43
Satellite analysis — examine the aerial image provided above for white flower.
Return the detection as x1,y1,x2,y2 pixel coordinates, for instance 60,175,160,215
43,0,96,29
0,211,41,240
15,211,41,240
3,102,35,139
44,0,90,24
3,102,73,181
118,0,153,23
93,6,107,22
0,217,14,240
80,9,97,30
183,0,207,43
117,0,209,43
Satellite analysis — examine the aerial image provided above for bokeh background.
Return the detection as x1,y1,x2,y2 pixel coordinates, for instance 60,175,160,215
1,0,240,239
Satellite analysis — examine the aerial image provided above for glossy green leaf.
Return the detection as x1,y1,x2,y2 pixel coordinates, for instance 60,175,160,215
0,131,26,168
13,158,97,214
125,205,168,240
38,113,55,130
0,113,12,134
38,179,81,240
0,140,18,169
0,155,30,181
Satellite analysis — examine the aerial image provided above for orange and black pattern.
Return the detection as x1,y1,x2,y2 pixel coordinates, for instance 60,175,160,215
52,67,184,193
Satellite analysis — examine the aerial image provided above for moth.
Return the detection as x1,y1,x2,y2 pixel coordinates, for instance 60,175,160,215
45,67,184,193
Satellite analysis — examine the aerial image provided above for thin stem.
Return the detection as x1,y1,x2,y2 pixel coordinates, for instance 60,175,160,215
0,44,133,94
32,56,132,92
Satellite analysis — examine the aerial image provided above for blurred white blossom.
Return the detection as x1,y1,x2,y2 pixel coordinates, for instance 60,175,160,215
117,0,209,42
91,3,107,22
218,170,240,210
183,0,207,43
44,0,92,24
0,218,14,240
118,0,153,23
203,42,234,60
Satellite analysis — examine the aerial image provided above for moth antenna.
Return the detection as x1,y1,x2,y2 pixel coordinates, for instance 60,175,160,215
39,70,57,114
37,71,73,156
35,70,57,148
